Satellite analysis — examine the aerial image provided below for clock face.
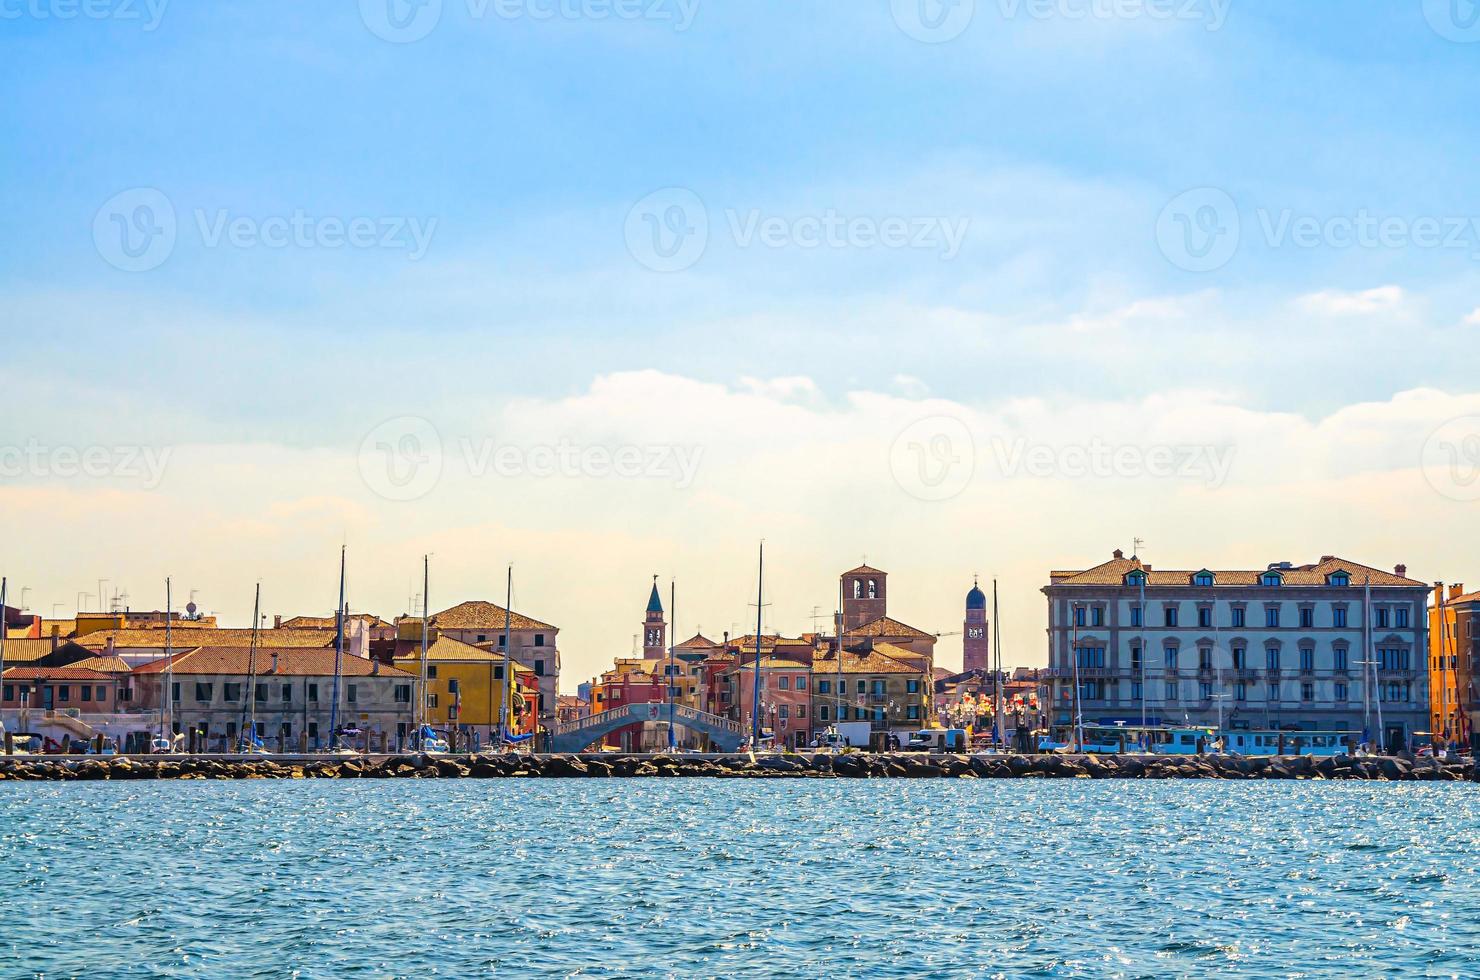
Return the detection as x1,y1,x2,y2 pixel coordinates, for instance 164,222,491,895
967,627,984,639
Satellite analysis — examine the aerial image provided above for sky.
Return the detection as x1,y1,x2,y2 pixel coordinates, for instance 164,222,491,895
3,0,1480,690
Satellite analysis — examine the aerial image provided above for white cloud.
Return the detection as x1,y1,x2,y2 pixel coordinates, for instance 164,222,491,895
1464,307,1480,327
1296,285,1405,316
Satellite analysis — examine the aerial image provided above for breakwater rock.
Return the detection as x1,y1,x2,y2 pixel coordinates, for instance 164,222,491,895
0,752,1475,781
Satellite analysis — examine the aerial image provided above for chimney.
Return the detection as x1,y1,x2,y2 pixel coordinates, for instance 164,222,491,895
1113,549,1124,559
1320,555,1336,563
371,659,380,676
274,615,282,629
51,626,59,651
1395,564,1407,579
1451,584,1466,601
270,652,279,674
105,636,116,656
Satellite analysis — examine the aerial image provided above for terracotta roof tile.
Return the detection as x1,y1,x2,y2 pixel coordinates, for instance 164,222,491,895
131,647,414,678
844,616,933,640
1048,556,1424,588
79,628,337,649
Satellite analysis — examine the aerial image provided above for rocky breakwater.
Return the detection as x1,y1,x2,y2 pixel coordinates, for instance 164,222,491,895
0,752,1477,781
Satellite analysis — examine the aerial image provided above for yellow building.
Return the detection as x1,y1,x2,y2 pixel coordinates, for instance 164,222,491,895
392,634,538,740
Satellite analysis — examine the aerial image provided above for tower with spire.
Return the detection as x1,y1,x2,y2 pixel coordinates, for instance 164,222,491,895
642,575,666,659
962,576,990,674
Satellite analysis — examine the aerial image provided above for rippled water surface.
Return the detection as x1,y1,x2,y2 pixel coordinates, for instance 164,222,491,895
3,779,1478,978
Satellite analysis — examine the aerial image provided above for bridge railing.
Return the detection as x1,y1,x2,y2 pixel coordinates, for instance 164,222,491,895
552,704,632,736
551,702,744,737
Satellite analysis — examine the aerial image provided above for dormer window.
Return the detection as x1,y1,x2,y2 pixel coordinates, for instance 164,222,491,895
1327,572,1350,587
1126,571,1148,587
1193,571,1215,587
1261,571,1284,587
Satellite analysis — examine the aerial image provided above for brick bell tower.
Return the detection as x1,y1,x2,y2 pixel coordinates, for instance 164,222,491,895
841,565,887,631
642,575,666,659
962,576,990,674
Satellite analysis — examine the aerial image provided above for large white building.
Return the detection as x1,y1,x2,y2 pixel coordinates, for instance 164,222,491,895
1042,551,1430,751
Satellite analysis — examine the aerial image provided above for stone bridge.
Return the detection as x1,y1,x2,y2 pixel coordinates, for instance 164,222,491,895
549,702,746,753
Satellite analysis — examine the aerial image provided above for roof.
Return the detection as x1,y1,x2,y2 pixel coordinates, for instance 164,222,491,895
392,634,506,663
675,633,721,649
278,614,393,629
131,647,415,678
844,565,886,576
406,601,556,633
78,628,337,649
722,657,810,671
69,655,132,673
1047,555,1425,589
966,582,987,610
0,639,63,664
844,616,934,640
872,642,927,662
646,581,664,615
812,648,922,675
2,666,126,681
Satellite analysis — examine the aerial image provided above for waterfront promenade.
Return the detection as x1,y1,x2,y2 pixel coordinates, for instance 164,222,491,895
0,750,1472,781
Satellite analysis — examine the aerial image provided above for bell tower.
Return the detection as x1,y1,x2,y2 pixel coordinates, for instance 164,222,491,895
642,575,666,659
963,577,990,674
841,564,887,630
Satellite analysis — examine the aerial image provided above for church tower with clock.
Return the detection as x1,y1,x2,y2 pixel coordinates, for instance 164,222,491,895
962,578,990,674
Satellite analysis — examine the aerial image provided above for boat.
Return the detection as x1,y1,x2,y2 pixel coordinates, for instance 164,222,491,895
1221,729,1355,757
418,725,450,754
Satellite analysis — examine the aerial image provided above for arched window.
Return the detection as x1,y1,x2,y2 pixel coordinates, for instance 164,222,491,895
852,580,862,599
867,579,878,599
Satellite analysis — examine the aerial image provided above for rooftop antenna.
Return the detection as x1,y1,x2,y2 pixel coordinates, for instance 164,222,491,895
19,586,31,612
1132,537,1146,559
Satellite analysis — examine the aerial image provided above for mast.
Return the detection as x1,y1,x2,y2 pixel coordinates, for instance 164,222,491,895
0,579,7,737
502,564,513,743
419,555,429,747
163,577,173,746
1069,601,1083,752
1361,575,1372,745
1369,576,1384,750
992,578,1004,748
667,579,677,750
329,545,346,750
1138,561,1148,732
751,542,764,745
239,583,261,751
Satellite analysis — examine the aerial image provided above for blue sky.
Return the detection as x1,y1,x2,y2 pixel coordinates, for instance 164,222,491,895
3,1,1480,679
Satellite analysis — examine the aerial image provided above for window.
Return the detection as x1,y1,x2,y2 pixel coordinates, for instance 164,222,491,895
1198,608,1212,628
1127,571,1147,586
347,684,358,704
871,680,886,696
534,660,545,677
1267,682,1280,701
778,705,789,722
223,683,241,703
281,684,292,703
1164,646,1178,669
1164,606,1179,628
426,666,438,680
394,684,411,703
1334,647,1348,671
1262,572,1283,586
1378,648,1410,671
1130,680,1143,700
1130,644,1142,670
1235,681,1247,701
1329,572,1350,587
1265,606,1280,628
818,704,830,721
1299,608,1314,628
1,685,10,702
1334,682,1348,701
308,683,319,702
1266,648,1280,670
1077,646,1106,668
798,704,808,718
494,664,505,680
1232,646,1246,670
1333,607,1348,628
797,676,808,691
1299,648,1314,672
80,686,91,702
818,680,831,694
1163,682,1177,701
1074,607,1086,627
1199,681,1213,699
497,635,506,649
57,685,69,703
856,680,866,694
1231,607,1246,628
1198,648,1212,670
1194,572,1215,586
428,693,438,708
95,685,105,701
1301,682,1314,702
1395,608,1410,628
252,683,267,703
838,705,849,720
1130,605,1143,628
1091,606,1104,627
195,683,213,702
1375,608,1390,629
907,705,920,720
534,634,545,647
170,683,179,703
778,676,790,690
906,679,920,693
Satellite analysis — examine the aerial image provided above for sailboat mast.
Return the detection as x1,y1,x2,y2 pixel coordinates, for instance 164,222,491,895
419,555,429,747
163,578,173,745
751,542,764,745
993,578,1004,748
0,579,7,737
502,565,513,742
241,583,261,750
330,545,346,749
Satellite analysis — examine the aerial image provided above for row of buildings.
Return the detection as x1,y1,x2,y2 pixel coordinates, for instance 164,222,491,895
0,599,561,752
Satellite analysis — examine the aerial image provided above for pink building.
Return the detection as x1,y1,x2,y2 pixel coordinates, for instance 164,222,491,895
721,655,811,748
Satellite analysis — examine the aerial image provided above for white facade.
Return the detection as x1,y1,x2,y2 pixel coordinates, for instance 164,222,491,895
1043,553,1429,750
